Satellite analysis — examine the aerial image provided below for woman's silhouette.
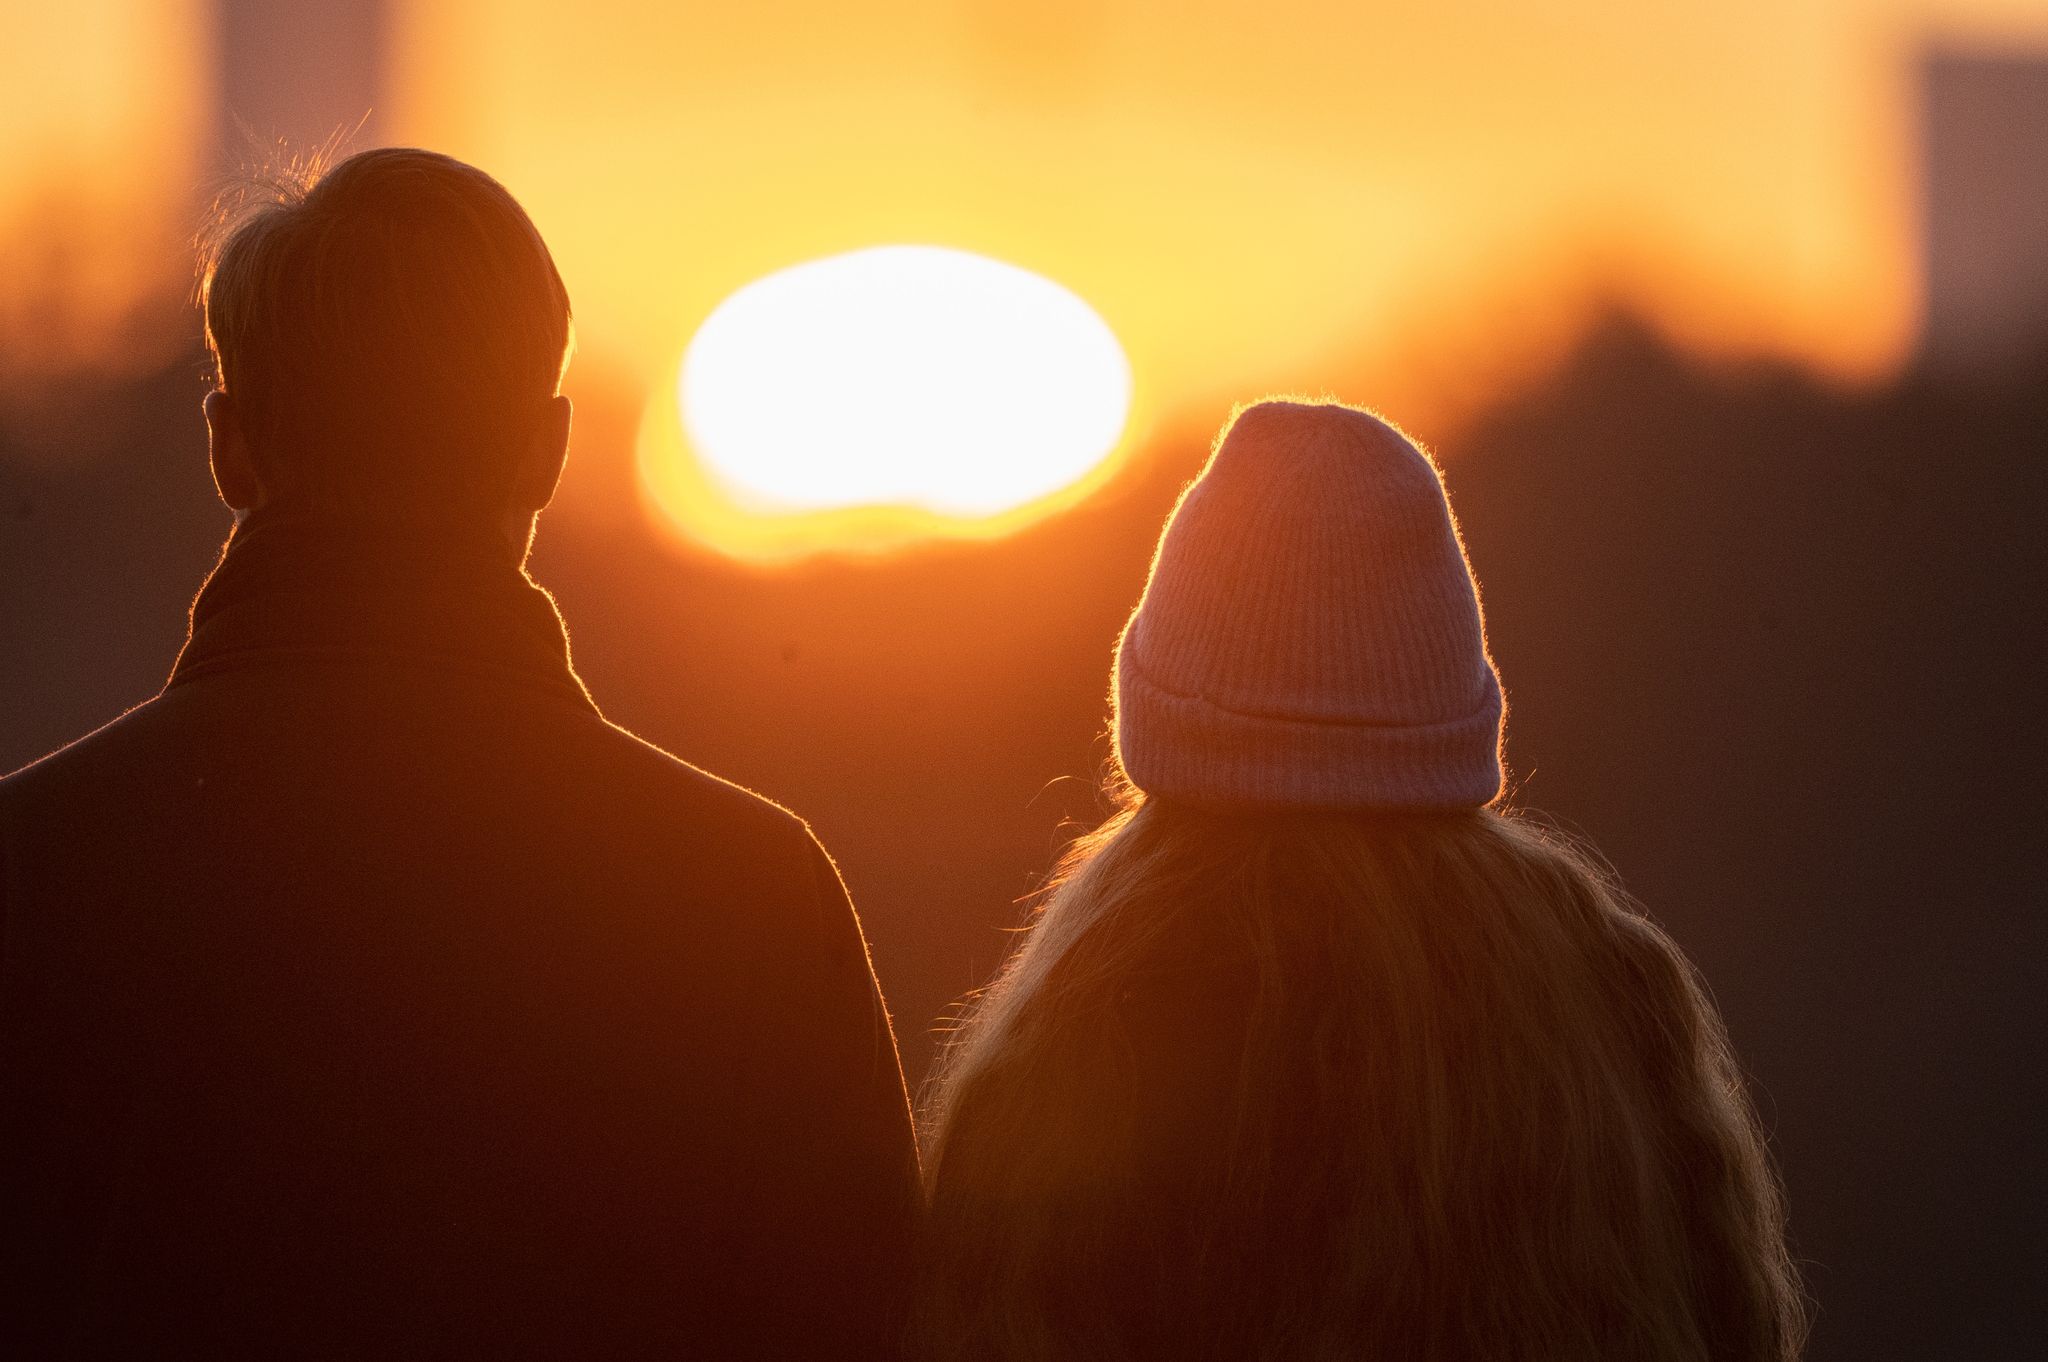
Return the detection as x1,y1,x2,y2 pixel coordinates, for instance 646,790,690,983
915,400,1805,1360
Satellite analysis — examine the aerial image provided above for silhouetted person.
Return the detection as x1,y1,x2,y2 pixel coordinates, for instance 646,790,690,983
913,401,1807,1359
0,148,920,1357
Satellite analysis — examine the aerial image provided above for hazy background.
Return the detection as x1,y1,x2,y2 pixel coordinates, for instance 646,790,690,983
5,2,2046,1356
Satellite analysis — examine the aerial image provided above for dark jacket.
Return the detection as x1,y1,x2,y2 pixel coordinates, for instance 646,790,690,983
0,513,922,1358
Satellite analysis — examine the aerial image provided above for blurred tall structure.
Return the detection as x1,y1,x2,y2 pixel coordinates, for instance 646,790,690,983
1919,47,2048,378
213,0,390,172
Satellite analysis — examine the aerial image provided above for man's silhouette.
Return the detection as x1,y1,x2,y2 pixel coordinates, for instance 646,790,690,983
0,148,921,1357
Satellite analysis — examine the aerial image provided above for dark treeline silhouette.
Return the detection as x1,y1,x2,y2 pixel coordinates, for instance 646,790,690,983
1450,317,2047,1358
3,310,2042,1357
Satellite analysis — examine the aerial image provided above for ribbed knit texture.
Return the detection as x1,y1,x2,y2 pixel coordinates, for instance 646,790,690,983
1113,400,1504,809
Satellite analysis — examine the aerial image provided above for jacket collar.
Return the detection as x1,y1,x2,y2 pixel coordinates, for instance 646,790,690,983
167,507,600,716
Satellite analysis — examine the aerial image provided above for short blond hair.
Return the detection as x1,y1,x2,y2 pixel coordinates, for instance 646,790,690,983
199,147,573,510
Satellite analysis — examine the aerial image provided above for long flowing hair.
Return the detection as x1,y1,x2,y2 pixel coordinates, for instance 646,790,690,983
915,791,1807,1360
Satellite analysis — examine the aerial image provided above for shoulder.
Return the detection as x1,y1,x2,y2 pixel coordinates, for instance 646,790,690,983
1,693,178,809
567,714,849,915
573,719,879,991
585,715,815,850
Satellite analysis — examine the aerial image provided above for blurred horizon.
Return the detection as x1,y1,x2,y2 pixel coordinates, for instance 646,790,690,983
6,2,2048,462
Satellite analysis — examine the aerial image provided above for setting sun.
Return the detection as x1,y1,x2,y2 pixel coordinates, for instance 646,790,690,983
638,245,1133,560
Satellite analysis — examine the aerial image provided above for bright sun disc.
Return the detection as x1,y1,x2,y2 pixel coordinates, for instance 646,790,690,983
639,245,1133,559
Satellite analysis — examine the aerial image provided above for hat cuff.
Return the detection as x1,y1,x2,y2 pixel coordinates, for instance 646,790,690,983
1115,653,1504,811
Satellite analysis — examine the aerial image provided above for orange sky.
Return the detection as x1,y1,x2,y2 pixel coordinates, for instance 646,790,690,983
0,1,206,373
395,0,2048,419
4,0,2046,411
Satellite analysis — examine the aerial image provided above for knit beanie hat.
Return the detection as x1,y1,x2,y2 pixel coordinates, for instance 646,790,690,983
1112,400,1504,810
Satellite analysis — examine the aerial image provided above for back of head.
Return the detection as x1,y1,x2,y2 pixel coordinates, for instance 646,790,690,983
200,147,573,515
917,400,1804,1359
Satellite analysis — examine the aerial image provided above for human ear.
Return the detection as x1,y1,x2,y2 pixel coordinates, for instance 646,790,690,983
203,389,260,513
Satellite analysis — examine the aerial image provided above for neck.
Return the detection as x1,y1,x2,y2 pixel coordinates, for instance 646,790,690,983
169,501,596,715
232,501,532,570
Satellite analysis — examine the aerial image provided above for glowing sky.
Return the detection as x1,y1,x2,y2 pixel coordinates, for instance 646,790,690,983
0,1,205,371
385,0,2048,405
6,0,2046,408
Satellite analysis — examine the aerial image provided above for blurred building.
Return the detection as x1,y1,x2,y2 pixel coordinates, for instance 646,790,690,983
213,0,389,168
1920,47,2048,378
